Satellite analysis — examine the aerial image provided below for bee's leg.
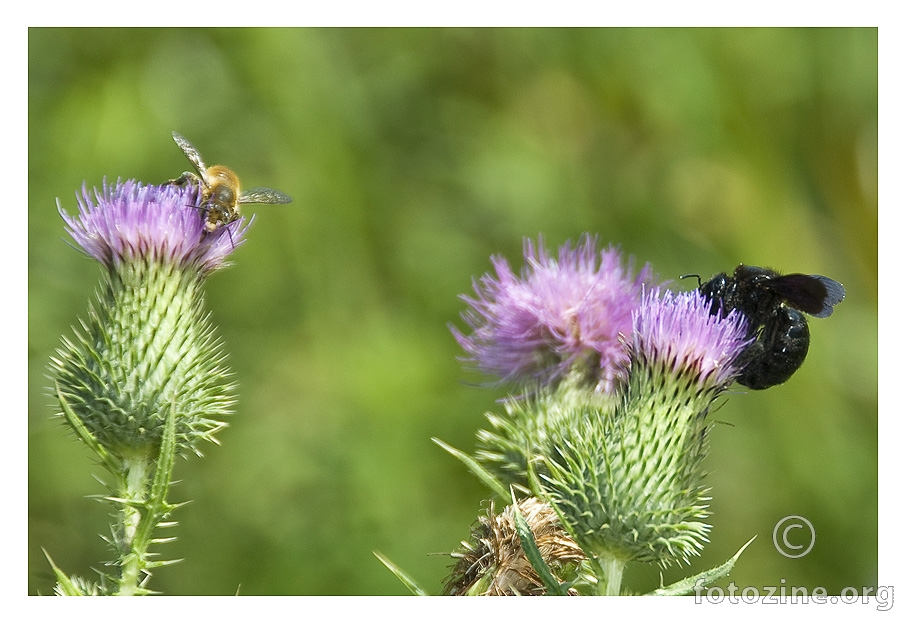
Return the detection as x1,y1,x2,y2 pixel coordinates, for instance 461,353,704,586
198,218,236,250
734,309,809,390
167,171,201,187
224,224,236,249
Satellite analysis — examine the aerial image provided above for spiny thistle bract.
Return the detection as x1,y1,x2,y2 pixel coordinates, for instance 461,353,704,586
475,379,616,487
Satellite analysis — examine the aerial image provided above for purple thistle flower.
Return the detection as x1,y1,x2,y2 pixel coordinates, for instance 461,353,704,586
58,179,249,275
452,235,653,392
632,289,752,388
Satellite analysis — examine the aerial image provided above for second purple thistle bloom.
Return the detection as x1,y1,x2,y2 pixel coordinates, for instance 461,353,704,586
452,235,654,393
632,289,753,389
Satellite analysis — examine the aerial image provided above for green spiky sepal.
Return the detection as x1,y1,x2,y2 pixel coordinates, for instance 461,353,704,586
475,378,619,490
50,258,235,461
540,358,718,578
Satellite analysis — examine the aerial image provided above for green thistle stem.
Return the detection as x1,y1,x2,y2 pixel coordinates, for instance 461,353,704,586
116,456,152,596
593,553,627,596
113,401,178,595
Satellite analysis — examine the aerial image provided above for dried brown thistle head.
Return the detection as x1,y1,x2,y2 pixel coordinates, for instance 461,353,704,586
444,497,585,596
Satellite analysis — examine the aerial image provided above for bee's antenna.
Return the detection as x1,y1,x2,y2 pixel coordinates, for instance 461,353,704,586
679,273,702,287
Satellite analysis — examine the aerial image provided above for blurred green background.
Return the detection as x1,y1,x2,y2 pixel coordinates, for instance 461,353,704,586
28,28,877,596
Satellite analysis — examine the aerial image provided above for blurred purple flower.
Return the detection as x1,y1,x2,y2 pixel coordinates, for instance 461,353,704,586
632,289,752,388
452,235,653,392
59,179,249,275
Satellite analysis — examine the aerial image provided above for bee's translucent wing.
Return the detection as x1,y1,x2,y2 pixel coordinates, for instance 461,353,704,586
807,275,846,318
171,131,208,177
239,187,293,205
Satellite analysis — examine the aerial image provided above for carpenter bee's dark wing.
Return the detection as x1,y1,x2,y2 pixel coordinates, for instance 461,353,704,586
807,275,846,318
766,274,845,318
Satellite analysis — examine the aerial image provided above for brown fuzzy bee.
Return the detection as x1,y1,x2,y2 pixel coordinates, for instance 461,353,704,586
169,131,292,233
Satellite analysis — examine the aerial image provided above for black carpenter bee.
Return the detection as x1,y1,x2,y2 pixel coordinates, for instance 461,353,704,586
693,265,845,390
